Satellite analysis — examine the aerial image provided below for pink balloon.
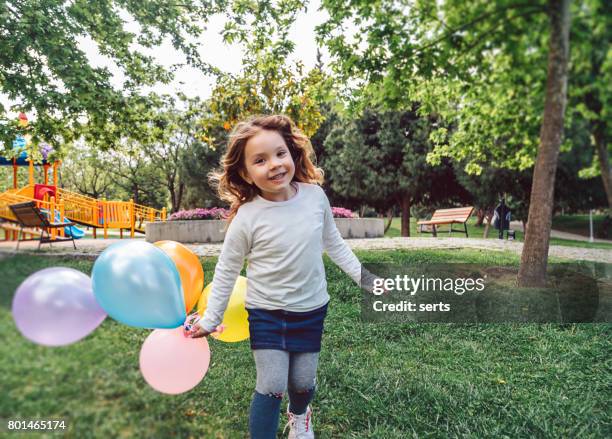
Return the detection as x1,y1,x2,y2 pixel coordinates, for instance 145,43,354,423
139,327,210,394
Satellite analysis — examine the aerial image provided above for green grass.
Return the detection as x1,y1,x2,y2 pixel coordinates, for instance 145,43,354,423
547,237,612,250
1,251,610,438
384,217,612,250
552,214,610,239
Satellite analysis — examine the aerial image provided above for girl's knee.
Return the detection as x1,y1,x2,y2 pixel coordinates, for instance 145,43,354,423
288,377,316,394
255,381,287,399
290,386,315,395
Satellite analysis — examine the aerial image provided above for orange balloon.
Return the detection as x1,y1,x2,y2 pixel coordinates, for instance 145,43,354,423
154,241,204,314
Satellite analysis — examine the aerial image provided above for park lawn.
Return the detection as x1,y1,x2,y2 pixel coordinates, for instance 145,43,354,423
384,217,524,240
548,237,612,250
1,250,610,438
384,217,612,250
552,214,610,239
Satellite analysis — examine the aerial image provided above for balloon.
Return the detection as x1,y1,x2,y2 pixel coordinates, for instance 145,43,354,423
12,267,106,346
197,276,249,342
139,327,210,394
92,241,185,329
154,241,204,314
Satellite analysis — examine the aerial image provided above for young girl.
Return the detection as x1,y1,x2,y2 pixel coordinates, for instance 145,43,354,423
187,115,366,439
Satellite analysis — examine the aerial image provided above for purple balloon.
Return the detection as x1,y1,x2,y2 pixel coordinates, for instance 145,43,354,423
12,267,107,346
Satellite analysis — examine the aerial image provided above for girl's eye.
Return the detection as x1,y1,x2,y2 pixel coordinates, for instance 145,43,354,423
255,151,287,165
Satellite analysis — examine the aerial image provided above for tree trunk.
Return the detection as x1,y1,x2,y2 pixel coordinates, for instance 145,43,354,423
384,208,394,233
169,182,179,214
475,208,485,226
581,3,611,210
133,185,139,205
518,0,571,287
400,194,410,237
177,182,185,212
483,210,494,238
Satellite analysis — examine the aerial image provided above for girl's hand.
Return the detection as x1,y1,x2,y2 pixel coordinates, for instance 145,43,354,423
188,326,212,338
183,313,211,338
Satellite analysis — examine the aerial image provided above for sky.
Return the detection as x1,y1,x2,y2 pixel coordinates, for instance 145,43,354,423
1,1,333,116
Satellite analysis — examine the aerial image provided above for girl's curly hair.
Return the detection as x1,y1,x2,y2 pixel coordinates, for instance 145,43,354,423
208,115,324,228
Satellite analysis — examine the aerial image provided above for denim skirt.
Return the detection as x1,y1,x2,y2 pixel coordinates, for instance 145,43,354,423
246,302,329,353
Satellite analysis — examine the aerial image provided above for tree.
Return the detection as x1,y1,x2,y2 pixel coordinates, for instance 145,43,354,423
177,98,226,209
101,141,166,208
61,144,119,199
180,128,225,208
324,108,470,236
0,0,221,151
569,0,611,208
309,101,346,203
317,1,547,235
518,0,571,287
319,0,583,286
200,0,330,141
138,95,209,213
555,116,609,214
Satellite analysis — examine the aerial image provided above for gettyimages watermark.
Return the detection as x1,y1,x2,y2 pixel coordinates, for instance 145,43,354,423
360,263,612,323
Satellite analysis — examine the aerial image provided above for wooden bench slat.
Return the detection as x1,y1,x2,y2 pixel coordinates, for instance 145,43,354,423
430,217,470,221
436,207,473,213
418,219,466,225
417,206,474,238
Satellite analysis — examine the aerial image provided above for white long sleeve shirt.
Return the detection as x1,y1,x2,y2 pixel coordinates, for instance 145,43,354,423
198,182,362,333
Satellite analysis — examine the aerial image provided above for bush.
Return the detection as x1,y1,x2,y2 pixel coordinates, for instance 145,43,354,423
332,207,356,218
168,208,228,221
170,207,356,220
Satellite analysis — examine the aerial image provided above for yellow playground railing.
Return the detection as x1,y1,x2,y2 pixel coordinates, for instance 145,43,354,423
56,188,100,226
56,188,166,238
0,185,166,240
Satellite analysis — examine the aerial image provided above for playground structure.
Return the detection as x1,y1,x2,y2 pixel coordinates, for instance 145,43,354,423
0,115,166,243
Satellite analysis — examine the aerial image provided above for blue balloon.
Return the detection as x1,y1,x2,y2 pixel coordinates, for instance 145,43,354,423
92,241,186,328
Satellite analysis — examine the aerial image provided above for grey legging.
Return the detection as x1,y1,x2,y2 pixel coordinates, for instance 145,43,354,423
253,349,319,397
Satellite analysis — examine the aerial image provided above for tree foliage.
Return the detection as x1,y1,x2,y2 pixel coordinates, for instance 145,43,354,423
323,107,470,235
0,0,223,152
200,0,330,140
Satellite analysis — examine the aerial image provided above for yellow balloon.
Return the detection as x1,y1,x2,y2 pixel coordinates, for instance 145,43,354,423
154,240,204,314
197,276,249,342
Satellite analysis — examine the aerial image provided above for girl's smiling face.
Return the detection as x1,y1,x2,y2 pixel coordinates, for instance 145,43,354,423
240,129,296,202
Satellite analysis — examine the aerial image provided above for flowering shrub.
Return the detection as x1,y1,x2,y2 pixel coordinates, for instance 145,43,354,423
168,208,229,221
40,143,53,160
170,207,355,220
332,207,356,218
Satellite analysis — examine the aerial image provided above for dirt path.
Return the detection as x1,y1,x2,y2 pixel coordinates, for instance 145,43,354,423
1,236,610,263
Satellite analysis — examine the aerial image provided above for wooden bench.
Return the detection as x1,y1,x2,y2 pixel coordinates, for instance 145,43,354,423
417,206,474,237
9,201,77,250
